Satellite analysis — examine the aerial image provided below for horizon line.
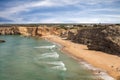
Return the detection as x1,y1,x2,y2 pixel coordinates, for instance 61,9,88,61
0,23,120,25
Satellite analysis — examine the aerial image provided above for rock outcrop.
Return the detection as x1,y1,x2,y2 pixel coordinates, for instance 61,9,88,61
0,25,119,55
0,26,62,37
36,26,60,36
87,26,120,55
0,40,5,43
70,26,120,55
18,27,38,36
0,27,20,35
67,31,75,40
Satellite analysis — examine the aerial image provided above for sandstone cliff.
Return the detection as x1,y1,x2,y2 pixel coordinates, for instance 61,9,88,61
37,26,61,36
0,27,20,35
0,26,63,37
18,27,38,36
0,25,119,55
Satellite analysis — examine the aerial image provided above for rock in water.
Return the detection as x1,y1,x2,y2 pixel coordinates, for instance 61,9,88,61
0,40,5,43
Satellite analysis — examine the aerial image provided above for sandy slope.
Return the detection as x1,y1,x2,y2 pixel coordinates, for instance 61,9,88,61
42,35,120,79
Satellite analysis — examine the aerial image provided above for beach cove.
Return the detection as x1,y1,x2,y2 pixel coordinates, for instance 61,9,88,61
0,35,102,80
0,25,120,80
43,35,120,80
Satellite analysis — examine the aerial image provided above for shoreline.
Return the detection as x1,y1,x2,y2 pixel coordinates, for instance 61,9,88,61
42,35,120,80
61,47,114,80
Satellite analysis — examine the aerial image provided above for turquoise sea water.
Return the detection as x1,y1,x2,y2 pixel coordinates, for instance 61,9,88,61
0,35,95,80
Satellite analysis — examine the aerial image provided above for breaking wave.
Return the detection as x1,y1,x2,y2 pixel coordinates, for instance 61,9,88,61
34,45,56,49
51,65,67,71
38,52,59,59
45,61,67,71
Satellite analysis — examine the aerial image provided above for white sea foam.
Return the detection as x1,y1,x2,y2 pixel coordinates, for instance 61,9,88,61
46,61,64,66
98,72,115,80
51,65,67,71
80,61,115,80
39,52,59,59
34,45,56,49
45,61,67,71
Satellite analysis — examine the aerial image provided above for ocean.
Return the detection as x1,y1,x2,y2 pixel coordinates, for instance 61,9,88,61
0,35,95,80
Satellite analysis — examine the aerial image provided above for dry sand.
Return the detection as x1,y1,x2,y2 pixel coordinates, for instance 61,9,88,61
42,35,120,80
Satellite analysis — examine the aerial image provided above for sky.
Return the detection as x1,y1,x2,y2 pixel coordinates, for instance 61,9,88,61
0,0,120,23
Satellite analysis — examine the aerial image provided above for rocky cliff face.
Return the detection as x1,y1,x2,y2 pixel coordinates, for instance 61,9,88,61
0,26,62,36
70,26,120,55
0,27,20,35
36,26,60,36
1,25,119,55
87,26,120,55
67,31,75,40
18,27,38,36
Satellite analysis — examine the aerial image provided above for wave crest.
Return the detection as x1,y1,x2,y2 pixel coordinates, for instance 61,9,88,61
39,52,59,59
34,45,55,49
46,61,67,71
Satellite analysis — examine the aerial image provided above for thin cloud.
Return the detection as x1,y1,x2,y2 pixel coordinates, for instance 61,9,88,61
0,0,120,23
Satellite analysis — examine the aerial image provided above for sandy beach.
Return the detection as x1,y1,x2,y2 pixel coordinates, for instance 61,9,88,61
42,35,120,80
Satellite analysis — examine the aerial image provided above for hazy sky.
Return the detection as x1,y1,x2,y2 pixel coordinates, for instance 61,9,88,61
0,0,120,23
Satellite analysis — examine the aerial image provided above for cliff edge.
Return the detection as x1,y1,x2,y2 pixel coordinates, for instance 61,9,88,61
0,25,120,55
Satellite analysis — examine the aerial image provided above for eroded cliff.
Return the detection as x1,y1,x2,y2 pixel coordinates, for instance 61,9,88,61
0,25,120,55
0,26,64,37
87,26,120,55
0,27,20,35
68,26,120,55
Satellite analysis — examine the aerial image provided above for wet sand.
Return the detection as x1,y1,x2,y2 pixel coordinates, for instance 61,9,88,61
42,35,120,80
